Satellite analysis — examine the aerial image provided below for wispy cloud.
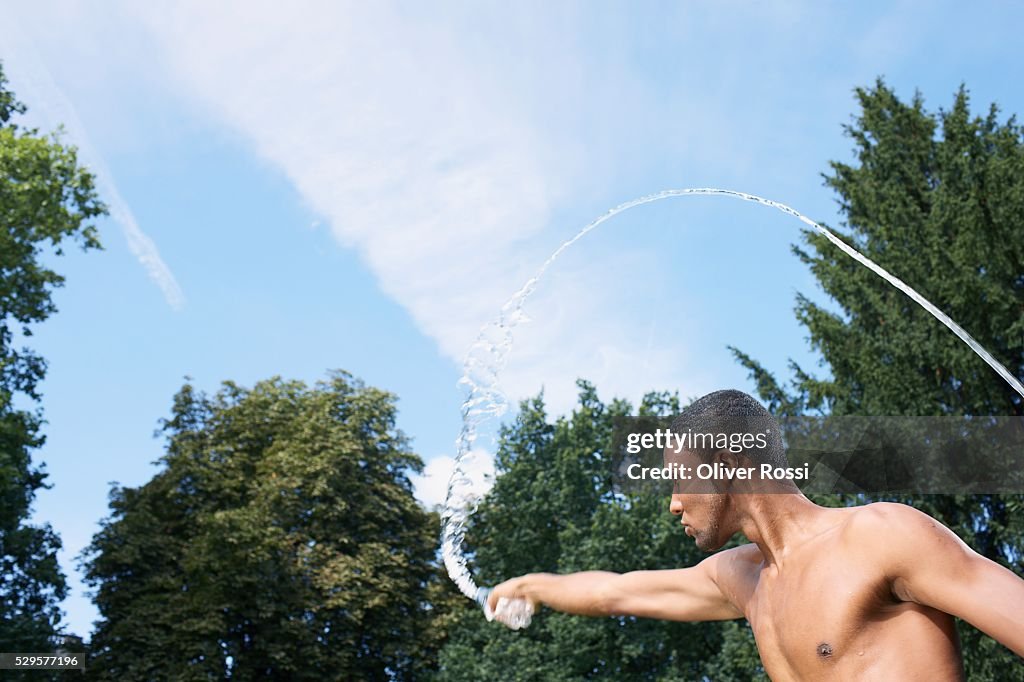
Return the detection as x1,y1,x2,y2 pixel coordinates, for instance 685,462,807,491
123,1,736,416
0,17,185,310
132,1,563,348
12,0,856,421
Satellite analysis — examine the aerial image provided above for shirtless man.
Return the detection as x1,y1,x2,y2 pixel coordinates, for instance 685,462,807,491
488,390,1024,680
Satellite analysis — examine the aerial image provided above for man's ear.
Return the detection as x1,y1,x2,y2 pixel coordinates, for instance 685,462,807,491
713,449,741,468
711,450,752,493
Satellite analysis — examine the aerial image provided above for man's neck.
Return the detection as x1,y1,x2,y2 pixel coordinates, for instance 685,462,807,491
736,493,834,568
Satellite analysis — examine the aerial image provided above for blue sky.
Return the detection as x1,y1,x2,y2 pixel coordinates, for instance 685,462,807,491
2,0,1023,640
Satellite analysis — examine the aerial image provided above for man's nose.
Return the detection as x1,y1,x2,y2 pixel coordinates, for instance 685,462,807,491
669,496,683,516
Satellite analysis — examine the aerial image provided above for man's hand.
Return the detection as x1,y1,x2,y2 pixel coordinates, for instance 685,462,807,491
485,578,537,629
487,575,540,615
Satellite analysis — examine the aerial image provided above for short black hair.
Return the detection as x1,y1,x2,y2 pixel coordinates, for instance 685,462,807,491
669,389,786,468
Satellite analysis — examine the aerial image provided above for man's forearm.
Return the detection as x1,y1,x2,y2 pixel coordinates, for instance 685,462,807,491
511,571,619,616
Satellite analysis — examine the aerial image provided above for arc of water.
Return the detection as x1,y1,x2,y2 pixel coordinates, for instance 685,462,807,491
441,187,1024,606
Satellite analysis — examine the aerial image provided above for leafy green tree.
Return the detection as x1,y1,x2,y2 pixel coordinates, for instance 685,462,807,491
0,61,104,654
732,80,1024,680
438,383,740,681
82,372,452,680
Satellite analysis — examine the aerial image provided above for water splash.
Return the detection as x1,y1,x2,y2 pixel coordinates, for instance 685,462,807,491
441,187,1024,609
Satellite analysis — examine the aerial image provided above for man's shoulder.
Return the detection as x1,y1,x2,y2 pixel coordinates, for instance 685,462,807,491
839,502,949,558
704,542,764,578
843,501,934,531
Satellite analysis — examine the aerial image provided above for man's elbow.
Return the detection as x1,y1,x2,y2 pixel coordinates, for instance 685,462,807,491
591,578,625,616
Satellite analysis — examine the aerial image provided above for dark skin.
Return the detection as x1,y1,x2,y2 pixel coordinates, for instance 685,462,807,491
489,448,1024,681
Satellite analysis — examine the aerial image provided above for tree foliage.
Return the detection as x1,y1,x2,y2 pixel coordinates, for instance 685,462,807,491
0,61,104,655
732,80,1024,680
82,372,451,680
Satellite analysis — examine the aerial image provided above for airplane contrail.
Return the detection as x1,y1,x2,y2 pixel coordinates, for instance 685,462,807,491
0,17,185,311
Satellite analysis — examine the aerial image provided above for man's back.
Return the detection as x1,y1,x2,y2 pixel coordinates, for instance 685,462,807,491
715,504,965,680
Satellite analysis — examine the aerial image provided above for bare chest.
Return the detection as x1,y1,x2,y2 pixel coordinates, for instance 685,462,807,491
736,553,891,679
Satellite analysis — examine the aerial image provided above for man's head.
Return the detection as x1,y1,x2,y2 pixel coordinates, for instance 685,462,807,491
665,389,785,551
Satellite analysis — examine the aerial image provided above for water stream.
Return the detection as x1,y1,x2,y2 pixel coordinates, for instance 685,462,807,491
440,187,1024,622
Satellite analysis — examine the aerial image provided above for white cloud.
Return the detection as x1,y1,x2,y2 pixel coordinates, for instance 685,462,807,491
9,1,829,428
122,1,709,414
0,14,186,311
15,1,789,421
411,449,495,510
129,1,568,354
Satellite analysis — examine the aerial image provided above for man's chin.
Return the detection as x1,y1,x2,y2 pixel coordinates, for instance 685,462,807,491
693,533,724,552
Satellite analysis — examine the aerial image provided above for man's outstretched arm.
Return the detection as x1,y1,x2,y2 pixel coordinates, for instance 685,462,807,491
486,549,746,623
870,502,1024,658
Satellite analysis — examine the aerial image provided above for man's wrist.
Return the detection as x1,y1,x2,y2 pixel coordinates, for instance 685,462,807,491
520,572,552,606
